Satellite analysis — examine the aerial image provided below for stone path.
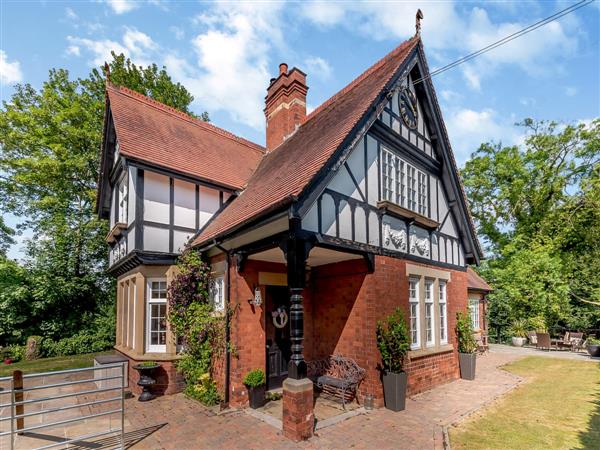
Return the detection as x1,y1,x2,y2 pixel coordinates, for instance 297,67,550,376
6,345,592,449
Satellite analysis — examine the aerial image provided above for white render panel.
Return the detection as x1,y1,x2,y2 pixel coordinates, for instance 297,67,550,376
127,228,135,254
431,234,439,261
174,229,193,253
128,166,136,226
354,207,367,243
110,186,116,228
329,166,359,200
437,183,449,222
368,211,380,246
366,135,379,205
302,203,319,233
199,186,220,227
144,171,170,224
441,212,458,238
430,178,439,222
321,193,336,236
173,178,196,228
143,226,169,253
439,235,446,263
346,138,366,198
338,200,352,240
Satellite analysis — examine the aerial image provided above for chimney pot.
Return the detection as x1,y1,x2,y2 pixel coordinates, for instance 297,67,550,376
279,63,288,75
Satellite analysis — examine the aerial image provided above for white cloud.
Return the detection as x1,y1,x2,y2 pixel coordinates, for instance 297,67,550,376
304,56,332,80
65,7,78,21
445,107,521,165
166,2,285,129
67,28,157,66
106,0,138,15
0,50,23,86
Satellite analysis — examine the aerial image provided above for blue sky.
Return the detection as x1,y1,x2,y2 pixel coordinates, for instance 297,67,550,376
1,0,599,259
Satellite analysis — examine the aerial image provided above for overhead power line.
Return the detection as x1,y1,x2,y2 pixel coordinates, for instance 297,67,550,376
413,0,596,86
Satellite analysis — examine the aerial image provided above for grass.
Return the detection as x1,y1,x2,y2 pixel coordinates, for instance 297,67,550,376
0,351,114,377
450,356,600,450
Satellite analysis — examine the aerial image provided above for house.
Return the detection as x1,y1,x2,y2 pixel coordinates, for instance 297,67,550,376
96,25,491,441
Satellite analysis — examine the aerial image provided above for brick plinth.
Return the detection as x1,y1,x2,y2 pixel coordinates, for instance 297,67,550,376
282,378,314,441
116,351,185,396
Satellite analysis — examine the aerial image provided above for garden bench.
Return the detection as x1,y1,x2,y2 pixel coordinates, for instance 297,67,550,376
307,355,365,409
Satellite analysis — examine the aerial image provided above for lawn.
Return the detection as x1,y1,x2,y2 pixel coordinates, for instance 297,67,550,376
0,351,114,377
451,356,600,449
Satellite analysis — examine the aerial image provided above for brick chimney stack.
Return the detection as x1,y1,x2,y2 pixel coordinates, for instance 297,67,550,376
264,63,308,151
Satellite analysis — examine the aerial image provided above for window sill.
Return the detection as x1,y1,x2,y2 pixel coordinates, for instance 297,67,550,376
409,343,454,359
377,201,439,230
115,345,181,361
106,222,127,244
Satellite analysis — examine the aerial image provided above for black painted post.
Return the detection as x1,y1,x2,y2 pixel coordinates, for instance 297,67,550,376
286,236,307,380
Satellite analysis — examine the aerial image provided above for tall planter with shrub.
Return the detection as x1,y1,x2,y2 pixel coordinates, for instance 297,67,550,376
509,319,528,347
456,312,477,380
243,369,266,409
376,308,410,412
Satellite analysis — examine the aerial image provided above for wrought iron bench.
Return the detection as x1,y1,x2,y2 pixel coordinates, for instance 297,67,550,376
307,355,366,409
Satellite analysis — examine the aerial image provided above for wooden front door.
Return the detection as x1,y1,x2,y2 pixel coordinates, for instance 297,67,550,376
265,285,290,390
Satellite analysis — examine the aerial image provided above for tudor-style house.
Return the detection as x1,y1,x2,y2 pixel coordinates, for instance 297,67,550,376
97,25,491,441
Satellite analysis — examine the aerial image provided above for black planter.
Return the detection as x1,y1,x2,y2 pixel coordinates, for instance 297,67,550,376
587,345,600,357
458,352,476,380
382,371,407,412
247,385,265,409
133,364,160,402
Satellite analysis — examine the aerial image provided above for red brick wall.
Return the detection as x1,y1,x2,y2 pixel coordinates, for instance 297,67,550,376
116,351,185,396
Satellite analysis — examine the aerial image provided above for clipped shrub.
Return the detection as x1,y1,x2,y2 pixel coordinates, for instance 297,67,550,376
456,312,477,354
376,308,410,373
243,369,266,388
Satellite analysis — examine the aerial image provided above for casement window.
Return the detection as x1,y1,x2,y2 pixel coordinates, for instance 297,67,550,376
147,279,167,353
469,298,480,331
409,278,420,349
424,280,434,347
439,281,448,344
381,147,428,216
117,177,128,224
210,275,225,312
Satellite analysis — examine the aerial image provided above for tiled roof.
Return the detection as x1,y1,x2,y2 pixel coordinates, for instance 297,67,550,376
467,267,492,292
106,83,264,190
191,36,420,246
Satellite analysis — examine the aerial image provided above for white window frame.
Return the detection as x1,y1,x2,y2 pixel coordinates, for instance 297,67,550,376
146,278,167,353
439,281,448,345
469,298,480,331
381,147,428,216
211,275,225,313
409,277,421,350
424,279,435,347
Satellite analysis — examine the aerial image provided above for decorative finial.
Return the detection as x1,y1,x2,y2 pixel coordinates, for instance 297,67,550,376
104,62,111,81
416,9,424,35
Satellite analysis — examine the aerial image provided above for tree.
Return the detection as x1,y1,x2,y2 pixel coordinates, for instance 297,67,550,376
0,218,15,257
0,53,207,342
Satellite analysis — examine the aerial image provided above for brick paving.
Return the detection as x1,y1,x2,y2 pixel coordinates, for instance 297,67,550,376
121,349,524,450
9,345,589,449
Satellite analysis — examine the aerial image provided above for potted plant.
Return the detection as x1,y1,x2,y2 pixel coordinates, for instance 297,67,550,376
376,308,410,412
510,319,528,347
456,312,477,380
586,337,600,357
133,361,160,402
243,369,266,409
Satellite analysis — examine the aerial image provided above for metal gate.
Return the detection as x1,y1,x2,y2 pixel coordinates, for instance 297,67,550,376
0,362,126,450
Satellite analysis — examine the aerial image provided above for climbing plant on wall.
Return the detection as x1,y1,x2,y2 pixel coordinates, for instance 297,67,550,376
167,248,224,405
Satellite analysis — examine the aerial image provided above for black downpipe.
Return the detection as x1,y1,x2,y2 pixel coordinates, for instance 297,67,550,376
216,245,231,407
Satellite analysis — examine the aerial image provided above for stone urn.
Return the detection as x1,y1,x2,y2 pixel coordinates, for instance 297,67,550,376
133,363,160,401
511,337,527,347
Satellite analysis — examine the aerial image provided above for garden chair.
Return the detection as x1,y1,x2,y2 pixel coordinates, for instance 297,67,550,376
536,332,552,351
568,332,584,352
527,331,537,345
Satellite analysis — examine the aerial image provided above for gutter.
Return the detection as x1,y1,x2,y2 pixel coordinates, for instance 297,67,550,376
215,244,231,408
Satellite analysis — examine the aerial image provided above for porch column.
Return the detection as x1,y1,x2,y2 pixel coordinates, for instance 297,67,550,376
282,234,314,441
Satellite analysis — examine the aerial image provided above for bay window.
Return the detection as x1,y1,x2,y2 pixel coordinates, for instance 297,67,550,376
147,279,167,352
381,147,428,216
409,278,420,349
439,281,447,344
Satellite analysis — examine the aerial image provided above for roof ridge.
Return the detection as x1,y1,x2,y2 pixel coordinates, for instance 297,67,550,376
106,83,265,155
302,36,419,125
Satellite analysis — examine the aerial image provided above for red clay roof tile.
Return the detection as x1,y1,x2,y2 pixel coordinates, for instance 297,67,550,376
467,267,492,292
192,36,420,245
107,83,264,190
